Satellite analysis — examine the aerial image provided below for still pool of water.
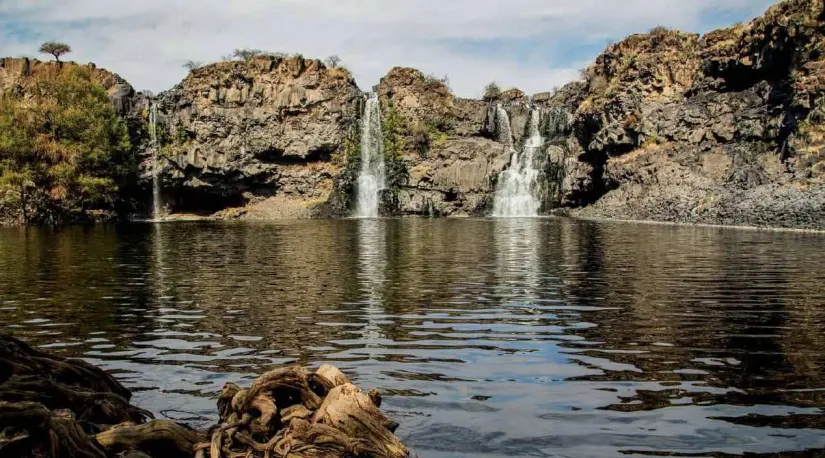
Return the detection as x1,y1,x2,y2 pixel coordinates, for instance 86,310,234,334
1,218,824,457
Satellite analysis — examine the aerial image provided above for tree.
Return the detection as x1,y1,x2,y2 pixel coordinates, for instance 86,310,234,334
0,67,131,224
483,81,502,102
325,55,342,68
39,42,72,62
232,48,263,62
183,60,203,71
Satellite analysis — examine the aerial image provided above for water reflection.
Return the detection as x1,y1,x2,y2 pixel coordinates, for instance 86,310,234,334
1,219,824,457
356,218,387,344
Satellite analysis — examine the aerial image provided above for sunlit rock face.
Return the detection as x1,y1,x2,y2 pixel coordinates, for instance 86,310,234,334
540,0,825,229
152,55,362,215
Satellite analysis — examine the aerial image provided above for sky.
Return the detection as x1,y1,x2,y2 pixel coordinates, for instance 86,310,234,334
0,0,779,98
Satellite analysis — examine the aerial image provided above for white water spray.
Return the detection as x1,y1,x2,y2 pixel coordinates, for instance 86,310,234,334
355,94,385,218
493,108,545,217
148,102,162,221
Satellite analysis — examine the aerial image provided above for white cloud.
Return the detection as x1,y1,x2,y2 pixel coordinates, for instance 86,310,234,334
0,0,777,97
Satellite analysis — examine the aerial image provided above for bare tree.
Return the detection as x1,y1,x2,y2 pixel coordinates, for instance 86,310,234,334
183,60,203,71
324,55,342,68
232,48,264,62
39,41,72,62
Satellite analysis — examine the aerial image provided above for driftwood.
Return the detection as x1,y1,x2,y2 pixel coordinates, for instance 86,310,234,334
201,366,410,458
0,334,410,458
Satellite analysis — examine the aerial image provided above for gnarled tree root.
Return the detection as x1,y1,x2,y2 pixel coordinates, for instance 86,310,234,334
1,334,410,457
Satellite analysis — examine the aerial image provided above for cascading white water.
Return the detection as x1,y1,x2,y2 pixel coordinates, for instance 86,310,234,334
493,108,545,218
148,102,162,221
495,105,514,148
355,94,385,218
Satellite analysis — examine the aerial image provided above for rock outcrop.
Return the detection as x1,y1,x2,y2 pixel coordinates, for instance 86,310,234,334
152,55,361,216
3,0,823,228
543,0,825,229
0,57,139,116
374,67,512,216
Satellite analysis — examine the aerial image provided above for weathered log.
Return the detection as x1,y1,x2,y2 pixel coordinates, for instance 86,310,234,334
0,335,131,399
0,401,107,458
308,364,350,397
217,382,241,422
0,374,151,426
312,384,409,458
94,420,201,458
244,366,323,411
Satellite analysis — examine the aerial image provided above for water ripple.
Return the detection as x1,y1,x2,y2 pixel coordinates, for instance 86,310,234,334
1,218,824,456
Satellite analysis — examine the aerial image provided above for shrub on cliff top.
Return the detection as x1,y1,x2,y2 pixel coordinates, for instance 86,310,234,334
0,67,131,224
39,41,72,62
483,82,502,101
183,60,203,71
232,48,264,62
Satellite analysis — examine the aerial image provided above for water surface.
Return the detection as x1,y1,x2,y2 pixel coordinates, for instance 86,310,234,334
1,218,824,457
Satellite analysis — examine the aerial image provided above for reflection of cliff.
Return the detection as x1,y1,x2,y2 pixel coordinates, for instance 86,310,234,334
555,219,825,412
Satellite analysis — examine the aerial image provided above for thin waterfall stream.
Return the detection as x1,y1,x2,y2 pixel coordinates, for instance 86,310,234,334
355,94,385,218
493,108,546,217
149,102,162,221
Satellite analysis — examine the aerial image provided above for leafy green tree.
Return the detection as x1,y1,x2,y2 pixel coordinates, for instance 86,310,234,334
0,67,131,224
39,41,72,62
483,81,502,101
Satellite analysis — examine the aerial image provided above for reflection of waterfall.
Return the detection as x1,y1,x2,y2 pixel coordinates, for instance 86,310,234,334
356,219,386,343
149,102,162,221
494,218,542,303
355,94,385,218
152,222,168,306
493,109,545,218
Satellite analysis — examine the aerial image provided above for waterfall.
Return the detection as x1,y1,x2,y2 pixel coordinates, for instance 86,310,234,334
495,105,514,147
492,108,545,218
148,102,162,221
355,94,385,218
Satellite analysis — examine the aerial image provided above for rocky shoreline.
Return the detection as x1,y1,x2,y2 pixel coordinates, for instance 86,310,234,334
1,0,823,230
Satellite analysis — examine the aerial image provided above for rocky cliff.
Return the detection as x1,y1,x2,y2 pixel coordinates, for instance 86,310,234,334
543,0,825,228
151,55,361,218
2,0,822,228
0,57,139,115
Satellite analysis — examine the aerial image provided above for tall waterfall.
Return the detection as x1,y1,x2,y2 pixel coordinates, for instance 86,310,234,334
148,102,162,221
492,108,545,218
355,94,385,218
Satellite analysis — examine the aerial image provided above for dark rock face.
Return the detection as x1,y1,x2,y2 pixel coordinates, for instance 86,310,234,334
544,0,825,229
152,55,361,216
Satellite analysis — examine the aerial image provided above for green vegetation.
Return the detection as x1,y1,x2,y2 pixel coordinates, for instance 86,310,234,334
381,100,406,160
425,73,450,90
39,41,72,62
0,67,131,224
334,124,361,167
483,81,502,101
